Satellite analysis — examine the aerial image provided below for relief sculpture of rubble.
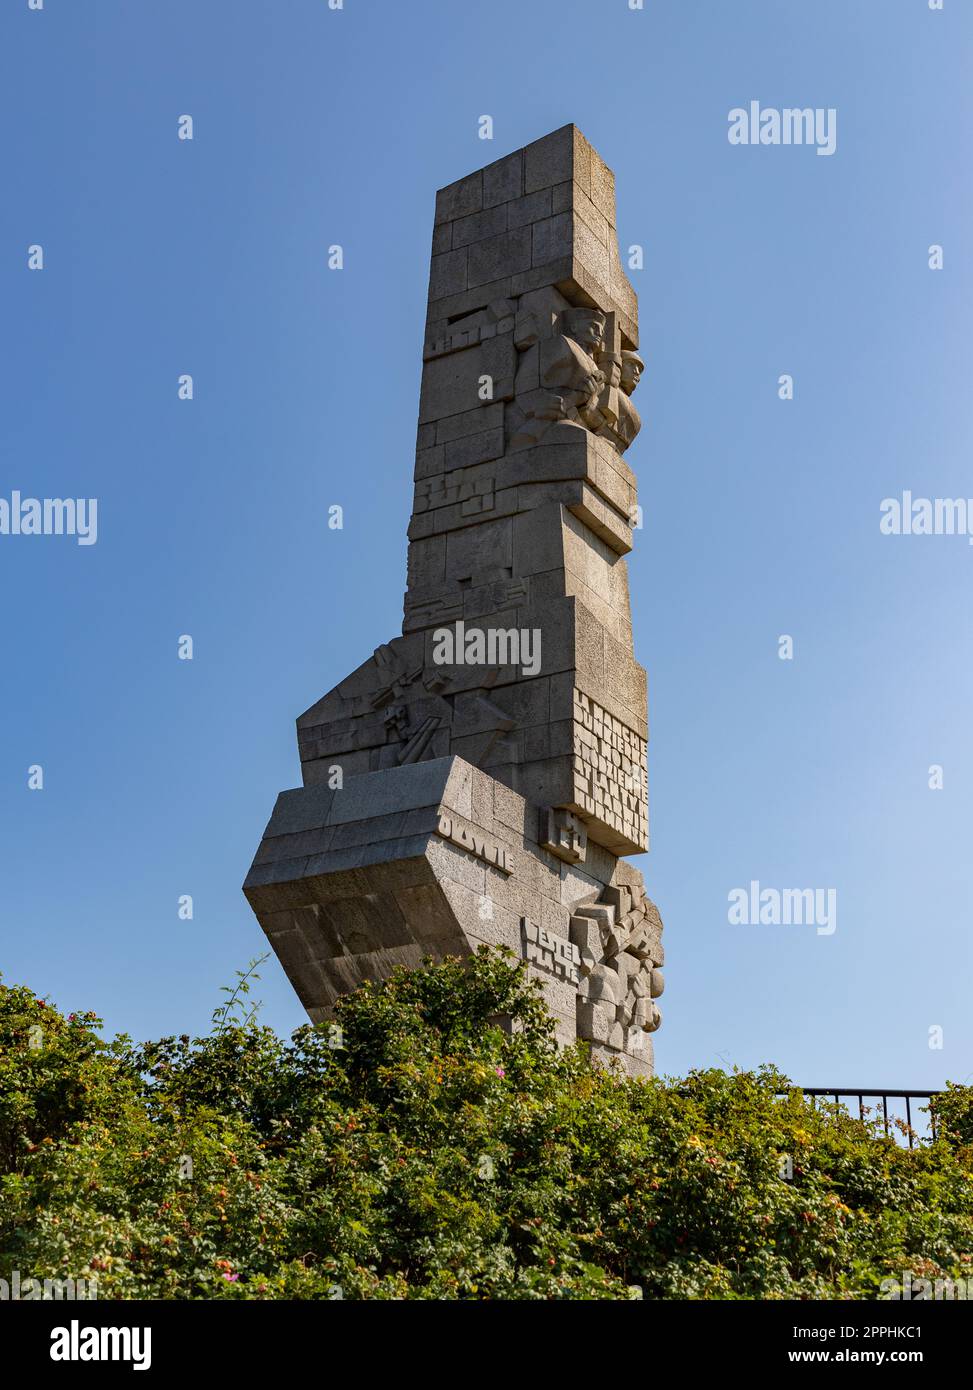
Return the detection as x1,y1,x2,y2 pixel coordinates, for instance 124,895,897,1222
244,125,665,1077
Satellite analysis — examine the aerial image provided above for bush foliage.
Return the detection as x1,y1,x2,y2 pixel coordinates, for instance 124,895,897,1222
1,951,971,1300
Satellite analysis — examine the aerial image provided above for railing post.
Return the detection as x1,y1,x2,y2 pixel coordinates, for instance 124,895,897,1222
779,1089,941,1148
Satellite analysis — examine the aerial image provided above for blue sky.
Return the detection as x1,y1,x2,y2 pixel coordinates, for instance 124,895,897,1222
2,0,970,1095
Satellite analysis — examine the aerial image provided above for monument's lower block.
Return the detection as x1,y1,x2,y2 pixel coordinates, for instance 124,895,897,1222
244,755,663,1076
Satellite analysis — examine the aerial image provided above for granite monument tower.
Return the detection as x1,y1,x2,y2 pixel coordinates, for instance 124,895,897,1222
244,125,664,1076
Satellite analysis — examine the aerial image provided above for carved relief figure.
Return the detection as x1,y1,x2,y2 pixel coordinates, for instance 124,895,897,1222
536,306,607,433
507,298,643,454
598,349,644,452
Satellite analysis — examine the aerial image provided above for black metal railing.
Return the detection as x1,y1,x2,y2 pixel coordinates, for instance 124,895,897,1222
779,1089,942,1148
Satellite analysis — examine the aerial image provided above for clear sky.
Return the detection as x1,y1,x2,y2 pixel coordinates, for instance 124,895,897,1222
2,0,970,1095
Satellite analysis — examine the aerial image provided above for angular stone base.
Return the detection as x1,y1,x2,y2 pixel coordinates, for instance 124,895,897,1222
244,756,662,1076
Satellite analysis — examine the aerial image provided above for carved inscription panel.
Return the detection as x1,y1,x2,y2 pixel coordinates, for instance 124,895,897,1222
521,918,581,985
436,813,515,875
571,689,648,849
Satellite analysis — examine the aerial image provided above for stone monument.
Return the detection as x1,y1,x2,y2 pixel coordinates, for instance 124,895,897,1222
244,125,664,1076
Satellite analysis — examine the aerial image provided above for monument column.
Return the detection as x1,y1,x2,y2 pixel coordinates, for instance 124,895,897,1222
244,126,664,1077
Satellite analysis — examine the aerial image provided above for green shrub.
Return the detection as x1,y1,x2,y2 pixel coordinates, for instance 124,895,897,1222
1,952,970,1300
929,1082,973,1152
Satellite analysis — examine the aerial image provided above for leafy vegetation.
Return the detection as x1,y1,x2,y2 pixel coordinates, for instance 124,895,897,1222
1,951,970,1299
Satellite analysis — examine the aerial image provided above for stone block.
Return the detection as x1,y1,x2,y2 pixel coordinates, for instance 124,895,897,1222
492,777,530,837
540,894,570,939
436,401,504,444
414,445,446,482
602,884,632,918
572,216,610,287
559,863,603,909
524,125,590,197
588,147,615,224
419,347,487,424
435,171,483,225
483,151,523,208
468,228,533,289
445,516,513,583
406,535,446,590
530,968,579,1022
509,256,574,298
561,184,610,245
443,428,504,471
531,212,573,268
428,276,514,322
572,902,616,932
263,785,335,837
254,828,333,865
428,247,468,301
511,503,567,578
452,204,508,249
507,188,553,230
